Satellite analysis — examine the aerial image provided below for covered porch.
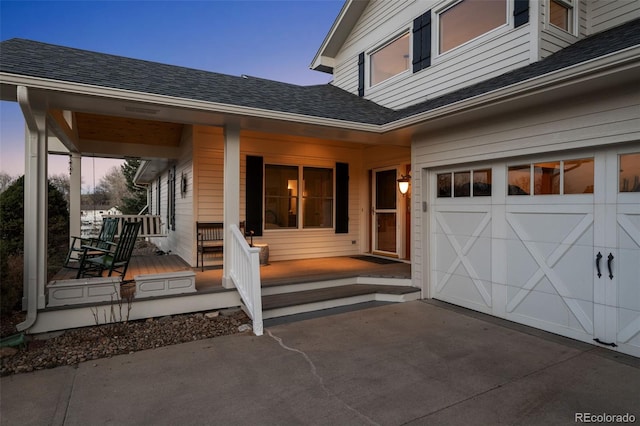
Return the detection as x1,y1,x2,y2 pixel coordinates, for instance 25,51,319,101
38,253,415,335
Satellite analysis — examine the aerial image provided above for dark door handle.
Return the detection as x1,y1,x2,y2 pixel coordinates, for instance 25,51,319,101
594,338,618,348
595,252,602,278
607,253,614,280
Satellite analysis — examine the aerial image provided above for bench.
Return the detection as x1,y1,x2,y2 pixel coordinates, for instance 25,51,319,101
196,222,224,271
196,221,249,271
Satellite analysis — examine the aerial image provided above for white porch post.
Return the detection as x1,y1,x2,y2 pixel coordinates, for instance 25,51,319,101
222,123,240,289
18,87,48,331
69,153,82,241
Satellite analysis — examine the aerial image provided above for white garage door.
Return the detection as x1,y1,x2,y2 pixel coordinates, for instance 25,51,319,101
430,147,640,357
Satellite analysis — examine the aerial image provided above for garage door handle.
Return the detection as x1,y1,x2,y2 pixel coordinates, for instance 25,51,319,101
607,253,614,280
595,252,602,278
594,338,617,348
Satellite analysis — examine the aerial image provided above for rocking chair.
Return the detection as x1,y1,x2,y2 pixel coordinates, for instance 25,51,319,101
63,217,120,269
76,221,141,279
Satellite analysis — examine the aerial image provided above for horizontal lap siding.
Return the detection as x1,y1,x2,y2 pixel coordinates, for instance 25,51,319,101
332,0,533,109
588,0,640,34
540,0,587,58
413,86,639,168
148,127,194,264
242,133,364,262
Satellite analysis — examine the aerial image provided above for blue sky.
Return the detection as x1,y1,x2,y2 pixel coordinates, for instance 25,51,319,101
0,0,342,188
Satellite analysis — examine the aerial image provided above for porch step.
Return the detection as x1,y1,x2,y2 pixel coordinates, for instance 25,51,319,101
261,284,420,320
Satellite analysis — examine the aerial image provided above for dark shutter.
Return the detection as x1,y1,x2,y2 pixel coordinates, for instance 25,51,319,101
514,0,529,28
245,155,263,237
357,52,365,97
412,10,431,73
335,162,349,234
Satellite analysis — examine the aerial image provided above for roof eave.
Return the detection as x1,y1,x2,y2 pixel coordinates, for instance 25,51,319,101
310,0,369,72
381,44,640,133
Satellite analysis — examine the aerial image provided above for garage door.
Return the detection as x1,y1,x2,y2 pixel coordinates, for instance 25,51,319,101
430,148,640,357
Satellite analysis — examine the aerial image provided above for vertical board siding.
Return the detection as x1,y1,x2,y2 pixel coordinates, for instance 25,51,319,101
332,0,533,110
588,0,640,34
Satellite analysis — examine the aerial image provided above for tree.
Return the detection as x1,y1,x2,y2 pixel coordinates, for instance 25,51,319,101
97,166,128,209
0,172,15,194
49,173,70,206
0,176,70,313
120,159,146,214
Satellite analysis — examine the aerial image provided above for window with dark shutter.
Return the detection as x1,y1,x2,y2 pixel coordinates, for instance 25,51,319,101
246,155,264,236
168,166,176,231
514,0,529,28
412,10,431,73
358,52,365,97
336,162,349,234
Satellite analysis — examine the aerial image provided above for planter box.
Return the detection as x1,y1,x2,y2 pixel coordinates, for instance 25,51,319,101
47,277,121,307
133,271,196,299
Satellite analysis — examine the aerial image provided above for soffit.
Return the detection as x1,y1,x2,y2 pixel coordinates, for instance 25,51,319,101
75,112,184,146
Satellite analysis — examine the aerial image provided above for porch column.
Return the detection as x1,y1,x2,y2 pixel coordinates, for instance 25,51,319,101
69,153,82,241
18,87,49,328
222,122,240,289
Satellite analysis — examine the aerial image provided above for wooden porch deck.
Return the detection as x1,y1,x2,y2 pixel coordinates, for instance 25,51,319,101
53,254,411,292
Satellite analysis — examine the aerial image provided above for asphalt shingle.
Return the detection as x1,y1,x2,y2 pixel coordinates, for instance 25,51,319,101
1,17,638,126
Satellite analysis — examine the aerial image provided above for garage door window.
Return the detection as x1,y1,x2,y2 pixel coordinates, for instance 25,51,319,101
438,168,491,197
508,158,594,195
620,153,640,192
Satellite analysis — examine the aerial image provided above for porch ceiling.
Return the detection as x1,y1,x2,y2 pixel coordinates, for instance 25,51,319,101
75,112,184,147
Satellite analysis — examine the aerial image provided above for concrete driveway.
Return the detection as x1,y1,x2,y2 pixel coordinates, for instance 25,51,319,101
1,300,638,425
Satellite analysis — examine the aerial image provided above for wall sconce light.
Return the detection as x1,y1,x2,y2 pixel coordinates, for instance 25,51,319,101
397,174,411,195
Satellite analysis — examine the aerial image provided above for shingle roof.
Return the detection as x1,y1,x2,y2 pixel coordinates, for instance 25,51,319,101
1,17,639,126
0,38,395,125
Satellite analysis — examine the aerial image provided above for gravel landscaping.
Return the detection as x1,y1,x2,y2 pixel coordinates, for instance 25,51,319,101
0,309,251,376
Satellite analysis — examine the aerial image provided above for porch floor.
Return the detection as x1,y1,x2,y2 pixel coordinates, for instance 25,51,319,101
53,254,411,292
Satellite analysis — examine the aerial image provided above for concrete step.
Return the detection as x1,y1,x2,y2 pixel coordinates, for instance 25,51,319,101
262,284,420,319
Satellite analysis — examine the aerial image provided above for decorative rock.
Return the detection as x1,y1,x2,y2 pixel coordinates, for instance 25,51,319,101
204,311,219,319
0,347,18,358
238,324,252,333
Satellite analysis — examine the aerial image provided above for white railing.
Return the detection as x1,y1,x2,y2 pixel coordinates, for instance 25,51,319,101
109,215,166,238
228,224,263,336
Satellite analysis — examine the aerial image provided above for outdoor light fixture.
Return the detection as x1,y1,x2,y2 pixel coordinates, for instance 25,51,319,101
398,174,411,195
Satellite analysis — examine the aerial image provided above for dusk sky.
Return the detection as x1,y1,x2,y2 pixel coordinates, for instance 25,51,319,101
0,0,343,190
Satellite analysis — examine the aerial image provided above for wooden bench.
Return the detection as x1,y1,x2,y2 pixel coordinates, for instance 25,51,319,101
196,221,247,271
196,222,224,271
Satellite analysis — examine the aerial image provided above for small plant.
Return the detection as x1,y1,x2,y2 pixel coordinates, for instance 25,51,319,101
90,281,135,337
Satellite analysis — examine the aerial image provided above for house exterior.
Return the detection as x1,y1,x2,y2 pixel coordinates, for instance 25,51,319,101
1,0,638,355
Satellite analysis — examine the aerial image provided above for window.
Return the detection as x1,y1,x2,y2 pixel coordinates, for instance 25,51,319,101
508,158,594,195
620,153,640,193
265,165,298,229
370,32,410,86
549,0,573,33
303,167,333,228
264,165,335,229
438,168,492,197
439,0,507,53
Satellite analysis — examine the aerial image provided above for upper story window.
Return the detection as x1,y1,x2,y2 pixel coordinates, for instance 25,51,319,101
439,0,507,53
370,32,410,86
549,0,574,33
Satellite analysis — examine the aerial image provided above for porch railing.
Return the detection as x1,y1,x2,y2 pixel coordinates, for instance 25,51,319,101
228,224,263,336
108,215,166,238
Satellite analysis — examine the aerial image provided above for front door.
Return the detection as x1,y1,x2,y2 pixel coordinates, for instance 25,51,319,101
372,168,398,256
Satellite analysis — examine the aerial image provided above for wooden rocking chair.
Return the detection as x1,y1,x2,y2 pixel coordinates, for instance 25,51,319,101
76,221,142,279
63,217,120,269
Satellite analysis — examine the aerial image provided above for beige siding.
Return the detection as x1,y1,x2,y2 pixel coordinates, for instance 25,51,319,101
188,129,410,262
332,0,533,109
150,126,194,263
588,0,640,35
